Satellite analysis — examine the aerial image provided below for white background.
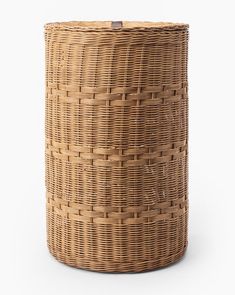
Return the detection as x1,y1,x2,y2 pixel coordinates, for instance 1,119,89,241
0,0,234,294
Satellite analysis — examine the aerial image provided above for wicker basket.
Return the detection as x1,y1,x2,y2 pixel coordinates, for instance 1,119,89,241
45,21,189,272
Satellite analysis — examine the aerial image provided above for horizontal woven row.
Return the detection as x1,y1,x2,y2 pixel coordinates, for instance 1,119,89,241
47,193,187,224
46,140,187,165
47,82,187,92
46,83,187,106
45,21,189,272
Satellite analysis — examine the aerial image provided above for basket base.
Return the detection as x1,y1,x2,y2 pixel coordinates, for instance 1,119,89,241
48,243,187,273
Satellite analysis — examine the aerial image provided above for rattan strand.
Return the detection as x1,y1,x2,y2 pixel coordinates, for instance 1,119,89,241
45,21,189,272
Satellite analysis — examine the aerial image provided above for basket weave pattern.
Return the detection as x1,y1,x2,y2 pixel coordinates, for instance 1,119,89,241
45,21,189,272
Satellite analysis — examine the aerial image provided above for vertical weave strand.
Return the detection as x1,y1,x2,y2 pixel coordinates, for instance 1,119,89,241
45,21,189,272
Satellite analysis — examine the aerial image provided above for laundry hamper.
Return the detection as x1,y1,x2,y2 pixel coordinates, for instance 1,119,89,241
45,21,189,272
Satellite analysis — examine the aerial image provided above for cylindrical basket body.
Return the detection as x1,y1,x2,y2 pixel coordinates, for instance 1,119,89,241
45,21,189,272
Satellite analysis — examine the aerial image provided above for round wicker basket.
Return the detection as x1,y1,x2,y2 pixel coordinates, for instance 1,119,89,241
45,21,189,272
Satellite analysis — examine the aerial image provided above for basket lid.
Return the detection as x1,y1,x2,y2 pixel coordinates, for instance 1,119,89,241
45,21,188,32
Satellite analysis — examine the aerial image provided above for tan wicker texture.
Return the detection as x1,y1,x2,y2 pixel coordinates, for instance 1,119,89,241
45,21,189,272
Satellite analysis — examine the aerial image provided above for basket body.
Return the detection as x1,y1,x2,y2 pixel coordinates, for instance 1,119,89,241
45,21,189,272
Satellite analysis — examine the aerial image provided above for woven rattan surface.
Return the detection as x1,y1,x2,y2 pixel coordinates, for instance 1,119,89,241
45,21,189,272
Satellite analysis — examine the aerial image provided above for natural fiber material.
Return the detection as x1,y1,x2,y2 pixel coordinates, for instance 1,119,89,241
45,21,189,272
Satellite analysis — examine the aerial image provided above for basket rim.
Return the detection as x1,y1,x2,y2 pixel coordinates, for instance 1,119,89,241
45,21,188,32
